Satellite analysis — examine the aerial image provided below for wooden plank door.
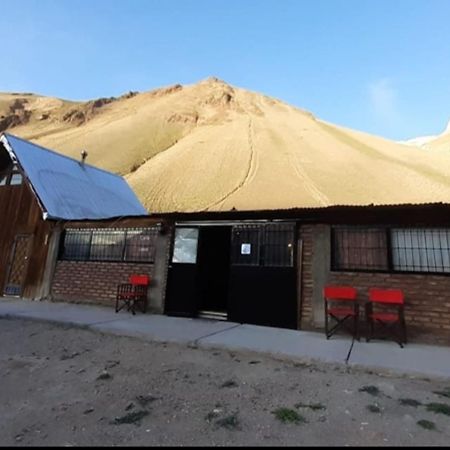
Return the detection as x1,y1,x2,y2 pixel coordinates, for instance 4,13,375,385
3,234,32,296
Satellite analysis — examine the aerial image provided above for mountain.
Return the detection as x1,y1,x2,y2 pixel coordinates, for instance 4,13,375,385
2,77,450,213
400,120,450,150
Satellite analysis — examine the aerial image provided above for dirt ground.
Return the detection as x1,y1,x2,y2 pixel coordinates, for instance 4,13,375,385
1,318,450,446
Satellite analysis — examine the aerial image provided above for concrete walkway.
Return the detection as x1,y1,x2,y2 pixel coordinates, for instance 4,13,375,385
1,297,450,379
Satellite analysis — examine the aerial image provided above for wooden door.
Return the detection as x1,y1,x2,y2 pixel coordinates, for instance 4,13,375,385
3,234,32,296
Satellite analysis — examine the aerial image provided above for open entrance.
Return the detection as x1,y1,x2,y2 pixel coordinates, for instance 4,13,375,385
165,226,231,319
165,222,298,330
196,226,231,320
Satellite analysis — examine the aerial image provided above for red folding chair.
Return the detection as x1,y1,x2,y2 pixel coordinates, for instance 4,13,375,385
323,286,359,340
366,288,406,348
116,274,150,315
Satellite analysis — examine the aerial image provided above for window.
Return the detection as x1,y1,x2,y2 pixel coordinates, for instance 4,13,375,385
125,229,158,262
332,227,389,271
9,172,23,185
172,228,199,263
231,223,295,267
60,227,159,262
391,228,450,273
63,230,92,260
231,225,261,266
90,230,126,261
332,226,450,274
263,223,295,267
0,163,23,186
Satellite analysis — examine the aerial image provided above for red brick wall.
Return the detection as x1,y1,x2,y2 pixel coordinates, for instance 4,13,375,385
329,271,450,344
51,261,154,307
299,224,450,345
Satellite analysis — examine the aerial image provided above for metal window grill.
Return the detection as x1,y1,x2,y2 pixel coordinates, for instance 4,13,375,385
90,230,125,261
63,230,92,261
231,225,261,266
391,228,450,273
263,223,295,267
124,228,159,262
231,223,295,267
61,227,159,263
332,226,389,271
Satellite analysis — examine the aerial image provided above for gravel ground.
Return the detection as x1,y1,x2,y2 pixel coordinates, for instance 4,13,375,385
1,317,450,446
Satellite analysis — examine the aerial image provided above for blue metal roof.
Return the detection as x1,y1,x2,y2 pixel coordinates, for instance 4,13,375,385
1,133,148,221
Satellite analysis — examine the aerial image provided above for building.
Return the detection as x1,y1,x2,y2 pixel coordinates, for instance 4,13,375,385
158,205,450,345
53,203,450,345
0,133,169,305
3,133,450,345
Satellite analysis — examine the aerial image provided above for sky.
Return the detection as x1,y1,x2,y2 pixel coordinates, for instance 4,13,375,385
1,0,450,140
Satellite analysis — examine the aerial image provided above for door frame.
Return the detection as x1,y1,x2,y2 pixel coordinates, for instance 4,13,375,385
164,220,302,329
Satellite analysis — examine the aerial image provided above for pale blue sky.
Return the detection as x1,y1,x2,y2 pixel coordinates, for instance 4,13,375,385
2,0,450,140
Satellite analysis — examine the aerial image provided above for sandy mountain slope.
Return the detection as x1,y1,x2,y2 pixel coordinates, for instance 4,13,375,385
2,78,450,213
401,120,450,151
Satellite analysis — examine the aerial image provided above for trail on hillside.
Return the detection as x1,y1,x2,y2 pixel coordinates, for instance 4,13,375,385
3,78,450,213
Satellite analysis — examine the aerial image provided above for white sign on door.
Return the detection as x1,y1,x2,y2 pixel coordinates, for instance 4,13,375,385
241,243,251,255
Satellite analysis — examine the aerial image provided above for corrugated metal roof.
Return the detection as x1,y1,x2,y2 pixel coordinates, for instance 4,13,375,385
1,133,148,221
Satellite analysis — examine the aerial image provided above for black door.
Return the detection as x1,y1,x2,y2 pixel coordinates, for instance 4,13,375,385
228,223,298,329
165,227,200,317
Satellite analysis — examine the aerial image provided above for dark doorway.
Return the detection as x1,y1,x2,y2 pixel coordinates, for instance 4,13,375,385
165,222,298,330
196,227,231,318
164,226,232,319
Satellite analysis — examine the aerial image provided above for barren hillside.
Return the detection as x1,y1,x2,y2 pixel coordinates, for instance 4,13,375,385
401,120,450,152
2,78,450,213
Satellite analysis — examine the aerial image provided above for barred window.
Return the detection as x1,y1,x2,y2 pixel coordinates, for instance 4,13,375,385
60,227,159,263
62,230,91,261
90,230,125,261
231,223,295,267
391,228,450,273
231,225,261,266
125,229,158,262
332,226,450,274
332,227,389,271
263,224,295,267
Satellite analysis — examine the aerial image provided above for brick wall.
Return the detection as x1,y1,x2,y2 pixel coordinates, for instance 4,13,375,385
328,271,450,345
299,224,450,345
52,261,154,307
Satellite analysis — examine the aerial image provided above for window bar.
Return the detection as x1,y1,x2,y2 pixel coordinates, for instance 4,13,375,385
87,230,93,261
386,228,393,272
121,229,128,261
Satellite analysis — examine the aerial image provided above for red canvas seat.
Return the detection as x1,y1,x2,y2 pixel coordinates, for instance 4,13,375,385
366,288,406,347
323,286,359,340
116,274,150,315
